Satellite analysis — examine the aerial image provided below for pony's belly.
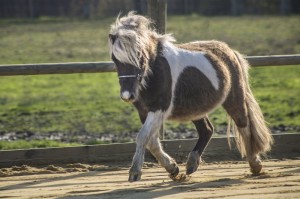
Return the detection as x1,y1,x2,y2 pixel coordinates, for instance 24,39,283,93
168,109,209,122
168,94,224,121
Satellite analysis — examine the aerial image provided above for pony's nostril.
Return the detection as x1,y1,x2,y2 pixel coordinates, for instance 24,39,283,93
129,94,135,101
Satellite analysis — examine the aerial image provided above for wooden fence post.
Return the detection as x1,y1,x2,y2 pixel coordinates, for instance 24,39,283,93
147,0,167,139
147,0,167,34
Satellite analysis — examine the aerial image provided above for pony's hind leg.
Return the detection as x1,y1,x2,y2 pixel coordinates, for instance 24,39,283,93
223,95,272,175
224,51,273,175
146,126,179,178
186,116,214,175
223,99,262,174
237,125,263,174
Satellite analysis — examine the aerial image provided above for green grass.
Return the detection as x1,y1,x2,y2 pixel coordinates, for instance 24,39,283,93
0,140,80,150
1,15,299,64
0,73,141,134
0,15,299,149
168,15,300,55
250,66,300,126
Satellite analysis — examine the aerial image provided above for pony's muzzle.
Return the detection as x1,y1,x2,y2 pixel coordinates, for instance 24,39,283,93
120,91,135,102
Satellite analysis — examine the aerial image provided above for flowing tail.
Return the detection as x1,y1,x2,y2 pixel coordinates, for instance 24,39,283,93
232,51,274,172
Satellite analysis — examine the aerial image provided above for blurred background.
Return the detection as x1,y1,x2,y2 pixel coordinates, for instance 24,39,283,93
0,0,299,149
1,0,300,18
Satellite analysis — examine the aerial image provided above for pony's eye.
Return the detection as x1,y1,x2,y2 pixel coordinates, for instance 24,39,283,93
109,34,117,44
137,74,142,81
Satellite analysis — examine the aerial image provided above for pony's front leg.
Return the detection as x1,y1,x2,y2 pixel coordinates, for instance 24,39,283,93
146,131,179,178
129,111,164,182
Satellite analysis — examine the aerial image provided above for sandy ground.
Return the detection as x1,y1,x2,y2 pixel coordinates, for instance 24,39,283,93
0,159,300,199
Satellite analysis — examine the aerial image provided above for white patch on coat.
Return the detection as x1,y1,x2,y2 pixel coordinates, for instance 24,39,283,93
162,41,220,119
163,41,219,90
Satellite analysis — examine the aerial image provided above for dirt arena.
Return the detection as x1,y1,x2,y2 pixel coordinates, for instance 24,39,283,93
0,159,299,199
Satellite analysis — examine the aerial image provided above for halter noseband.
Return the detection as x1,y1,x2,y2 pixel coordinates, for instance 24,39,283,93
118,74,142,81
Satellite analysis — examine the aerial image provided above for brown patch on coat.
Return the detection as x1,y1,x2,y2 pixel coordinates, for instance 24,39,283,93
170,66,226,121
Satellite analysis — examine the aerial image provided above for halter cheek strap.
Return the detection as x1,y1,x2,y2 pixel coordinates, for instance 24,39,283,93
118,75,137,79
118,74,142,81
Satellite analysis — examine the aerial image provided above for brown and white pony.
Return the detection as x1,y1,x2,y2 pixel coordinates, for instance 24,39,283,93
108,12,273,182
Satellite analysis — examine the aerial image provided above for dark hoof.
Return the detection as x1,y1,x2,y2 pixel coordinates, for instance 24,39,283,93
249,158,262,175
169,166,179,178
128,171,142,182
186,167,197,175
186,151,201,175
250,162,262,175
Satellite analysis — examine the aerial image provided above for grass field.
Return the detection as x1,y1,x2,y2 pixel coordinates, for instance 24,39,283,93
0,15,299,149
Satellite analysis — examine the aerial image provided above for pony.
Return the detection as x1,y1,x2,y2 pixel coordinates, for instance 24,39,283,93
108,12,273,182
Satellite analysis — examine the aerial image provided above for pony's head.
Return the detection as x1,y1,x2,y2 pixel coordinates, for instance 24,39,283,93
108,11,174,102
108,12,154,102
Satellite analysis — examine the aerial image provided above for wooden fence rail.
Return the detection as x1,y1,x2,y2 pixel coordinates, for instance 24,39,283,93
0,54,300,76
0,133,299,167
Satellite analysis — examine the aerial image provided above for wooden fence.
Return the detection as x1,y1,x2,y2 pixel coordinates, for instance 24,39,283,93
0,133,299,167
1,54,300,76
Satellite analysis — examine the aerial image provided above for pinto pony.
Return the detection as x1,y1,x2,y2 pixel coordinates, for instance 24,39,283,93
108,12,273,182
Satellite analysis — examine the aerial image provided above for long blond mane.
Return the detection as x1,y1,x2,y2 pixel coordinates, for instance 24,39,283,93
109,11,175,70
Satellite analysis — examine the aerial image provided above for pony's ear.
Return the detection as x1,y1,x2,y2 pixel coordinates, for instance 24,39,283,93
134,15,152,30
109,34,117,44
120,12,152,30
